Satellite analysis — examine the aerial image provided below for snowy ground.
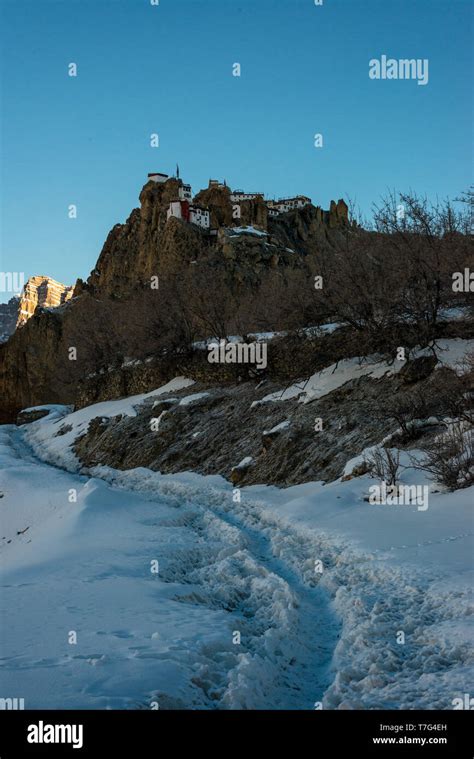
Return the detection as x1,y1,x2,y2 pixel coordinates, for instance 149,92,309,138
0,371,473,709
0,422,337,709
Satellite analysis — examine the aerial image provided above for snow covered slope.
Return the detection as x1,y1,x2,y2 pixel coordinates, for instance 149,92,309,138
18,377,195,471
0,423,338,709
1,391,472,709
253,339,474,407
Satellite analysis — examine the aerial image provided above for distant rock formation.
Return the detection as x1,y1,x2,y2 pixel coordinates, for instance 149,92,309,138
0,295,20,343
0,276,72,346
16,276,73,328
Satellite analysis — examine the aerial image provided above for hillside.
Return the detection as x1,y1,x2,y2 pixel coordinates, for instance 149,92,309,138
1,178,472,713
0,176,350,422
1,346,472,709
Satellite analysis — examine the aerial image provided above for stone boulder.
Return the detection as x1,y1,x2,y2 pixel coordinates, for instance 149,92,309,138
399,355,438,384
17,407,51,425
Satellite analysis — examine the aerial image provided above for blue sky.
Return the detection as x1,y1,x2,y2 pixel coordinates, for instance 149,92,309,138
0,0,472,300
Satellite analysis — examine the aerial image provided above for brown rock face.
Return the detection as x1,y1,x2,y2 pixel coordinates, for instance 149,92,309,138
0,291,163,423
238,197,268,230
83,178,350,301
85,178,209,298
16,276,73,328
193,184,233,228
192,185,269,231
328,199,349,228
0,306,66,423
0,177,353,421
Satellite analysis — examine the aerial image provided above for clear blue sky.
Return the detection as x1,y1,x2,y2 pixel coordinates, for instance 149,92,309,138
0,0,472,301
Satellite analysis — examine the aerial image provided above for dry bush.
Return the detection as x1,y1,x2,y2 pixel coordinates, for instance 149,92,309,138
246,269,325,333
385,393,433,443
314,191,473,355
380,367,473,444
412,423,474,491
366,446,401,485
427,367,474,425
147,264,247,355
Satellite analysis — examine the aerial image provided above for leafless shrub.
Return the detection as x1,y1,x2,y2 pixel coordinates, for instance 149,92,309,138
366,446,401,485
373,366,473,448
314,190,472,356
386,393,433,443
411,422,474,491
428,367,474,425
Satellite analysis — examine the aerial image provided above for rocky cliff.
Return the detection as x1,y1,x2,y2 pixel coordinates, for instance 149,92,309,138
0,276,72,345
16,276,73,328
71,348,467,488
0,177,351,422
83,178,212,298
83,180,349,299
0,296,20,343
16,275,74,327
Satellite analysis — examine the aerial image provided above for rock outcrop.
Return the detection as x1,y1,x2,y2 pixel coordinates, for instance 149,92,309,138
329,199,349,228
84,179,350,300
0,276,72,345
0,296,20,343
85,178,212,298
193,183,269,230
16,276,73,328
0,176,353,421
72,354,464,488
193,183,233,228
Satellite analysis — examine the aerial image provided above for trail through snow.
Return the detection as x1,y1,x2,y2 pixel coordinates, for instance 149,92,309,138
0,413,472,710
0,425,338,709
